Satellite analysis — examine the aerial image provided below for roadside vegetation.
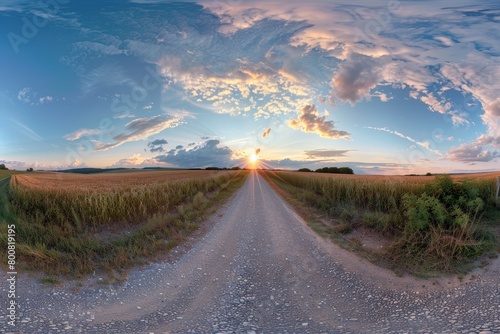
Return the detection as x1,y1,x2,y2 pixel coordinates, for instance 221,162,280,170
262,170,499,275
0,170,248,279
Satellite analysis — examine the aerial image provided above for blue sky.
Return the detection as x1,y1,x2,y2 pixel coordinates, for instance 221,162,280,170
1,0,499,174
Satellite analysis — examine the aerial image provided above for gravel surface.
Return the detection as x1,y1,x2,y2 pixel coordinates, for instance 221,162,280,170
1,171,499,333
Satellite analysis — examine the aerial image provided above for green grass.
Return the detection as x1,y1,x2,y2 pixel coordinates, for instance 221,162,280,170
262,171,499,275
0,171,248,278
0,170,23,182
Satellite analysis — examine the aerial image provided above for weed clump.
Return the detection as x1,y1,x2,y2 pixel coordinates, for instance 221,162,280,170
392,176,488,270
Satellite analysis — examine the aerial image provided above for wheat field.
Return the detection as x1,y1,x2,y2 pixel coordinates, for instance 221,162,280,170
11,170,231,191
10,170,239,227
1,170,248,275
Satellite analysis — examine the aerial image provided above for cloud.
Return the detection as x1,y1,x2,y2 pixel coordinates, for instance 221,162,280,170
155,139,237,168
288,105,350,139
304,149,350,159
372,91,392,102
332,53,386,104
148,139,168,146
17,87,31,103
96,114,184,151
366,127,442,156
447,144,498,163
486,98,500,117
64,128,102,141
448,110,470,127
417,91,451,114
262,128,271,138
17,88,54,106
109,154,163,168
447,135,499,163
259,158,413,175
39,96,53,104
69,159,86,168
147,138,168,152
156,139,237,168
74,41,124,57
0,159,86,171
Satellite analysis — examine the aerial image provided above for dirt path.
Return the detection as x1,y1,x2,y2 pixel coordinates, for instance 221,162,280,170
2,171,499,333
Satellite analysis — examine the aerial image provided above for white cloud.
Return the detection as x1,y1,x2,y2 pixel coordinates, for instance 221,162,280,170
17,87,31,103
64,128,102,141
39,96,53,104
109,154,163,168
372,91,392,102
447,135,499,162
96,114,185,151
418,91,451,114
289,105,350,139
448,110,470,127
434,36,454,47
303,149,350,159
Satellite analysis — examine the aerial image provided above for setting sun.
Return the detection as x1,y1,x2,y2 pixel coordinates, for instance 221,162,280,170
249,154,259,164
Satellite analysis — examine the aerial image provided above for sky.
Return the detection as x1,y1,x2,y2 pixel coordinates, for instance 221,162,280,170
0,0,499,174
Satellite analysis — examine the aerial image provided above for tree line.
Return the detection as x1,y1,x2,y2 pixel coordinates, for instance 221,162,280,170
298,167,354,174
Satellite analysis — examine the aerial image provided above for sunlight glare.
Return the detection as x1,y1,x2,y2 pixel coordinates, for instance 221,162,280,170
249,154,258,163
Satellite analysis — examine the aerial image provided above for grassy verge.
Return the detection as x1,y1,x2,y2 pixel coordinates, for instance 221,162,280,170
0,171,248,279
261,170,499,276
0,170,23,182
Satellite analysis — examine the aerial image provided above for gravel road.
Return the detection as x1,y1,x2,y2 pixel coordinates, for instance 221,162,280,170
2,171,499,333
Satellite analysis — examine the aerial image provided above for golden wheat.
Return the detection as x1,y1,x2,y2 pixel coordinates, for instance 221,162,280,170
10,170,238,227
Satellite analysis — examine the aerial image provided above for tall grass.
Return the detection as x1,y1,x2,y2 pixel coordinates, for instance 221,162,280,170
10,173,233,227
264,171,498,272
0,171,248,277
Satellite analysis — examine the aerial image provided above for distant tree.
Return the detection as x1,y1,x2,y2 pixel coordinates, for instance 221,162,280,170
0,164,8,170
426,172,432,176
338,167,354,174
315,166,353,174
231,166,241,170
26,167,34,172
298,168,312,172
205,167,220,170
